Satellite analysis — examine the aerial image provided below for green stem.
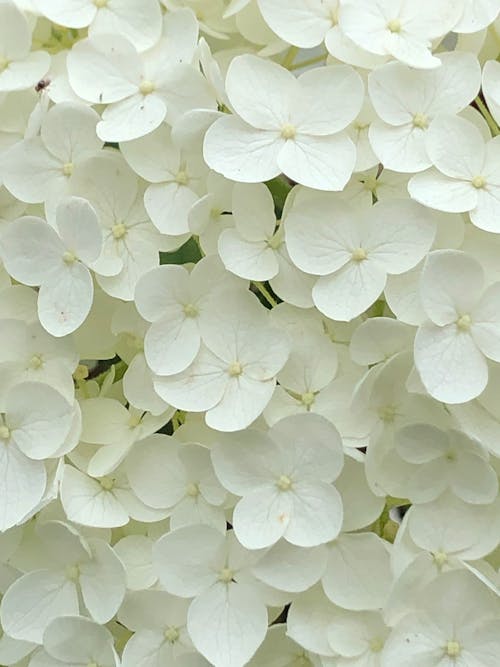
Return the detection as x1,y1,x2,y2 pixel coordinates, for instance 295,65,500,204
253,282,278,308
289,53,327,70
281,46,299,69
475,96,500,136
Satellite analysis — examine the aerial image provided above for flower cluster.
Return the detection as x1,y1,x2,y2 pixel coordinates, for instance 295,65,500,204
0,1,499,666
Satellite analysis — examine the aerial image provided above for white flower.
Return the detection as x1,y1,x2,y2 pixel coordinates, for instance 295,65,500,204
135,256,240,377
286,197,435,321
153,292,291,431
121,123,207,236
118,590,196,666
30,615,119,667
35,0,163,52
381,570,500,667
0,197,102,336
211,413,344,548
0,1,50,92
368,52,480,172
203,54,363,191
0,381,73,532
1,102,102,212
408,114,500,233
339,0,464,69
70,151,164,300
0,520,126,642
414,250,500,403
126,435,227,532
153,525,270,667
67,27,215,142
389,424,498,504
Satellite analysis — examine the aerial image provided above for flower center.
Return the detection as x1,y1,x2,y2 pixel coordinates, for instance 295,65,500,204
228,361,243,377
28,354,44,370
433,550,448,568
0,57,10,72
65,564,80,581
387,18,401,33
62,250,77,264
186,482,199,497
412,112,428,129
445,640,461,658
73,364,89,381
369,637,384,653
0,424,10,441
281,123,297,140
100,476,115,491
112,223,127,240
175,170,190,185
164,626,180,643
62,162,74,177
471,175,486,189
183,303,198,318
456,314,472,331
351,247,368,262
139,79,155,95
93,0,107,7
218,567,234,583
378,404,397,423
301,391,315,407
276,474,293,491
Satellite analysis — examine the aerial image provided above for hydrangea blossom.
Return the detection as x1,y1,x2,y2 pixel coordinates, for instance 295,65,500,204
0,3,499,666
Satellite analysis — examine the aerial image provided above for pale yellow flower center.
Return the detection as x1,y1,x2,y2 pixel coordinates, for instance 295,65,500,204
228,361,243,377
112,223,127,239
100,476,115,491
456,314,472,331
351,247,368,261
378,404,397,423
183,303,198,318
445,640,461,658
139,79,155,95
218,567,234,583
387,18,401,33
369,637,385,653
0,425,10,440
301,391,315,407
433,550,448,568
28,354,44,370
93,0,108,7
63,250,77,264
0,57,10,72
471,175,486,189
281,123,297,140
277,474,293,491
65,564,80,581
164,626,180,643
62,162,74,176
186,482,200,497
412,112,429,129
175,170,190,185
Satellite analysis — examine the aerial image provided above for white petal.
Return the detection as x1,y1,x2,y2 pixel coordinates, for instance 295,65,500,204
252,541,328,593
470,282,500,361
153,525,222,597
322,533,391,610
258,0,331,48
144,315,200,376
313,259,387,321
408,168,477,213
232,486,292,549
38,263,94,337
225,54,297,129
218,231,278,281
97,93,166,143
56,196,102,264
203,115,282,183
90,0,162,51
8,382,73,459
187,584,268,667
425,114,485,178
0,442,46,532
419,250,484,325
79,538,126,623
145,182,198,235
67,34,140,103
286,481,343,547
0,570,78,643
414,322,487,403
278,132,356,191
